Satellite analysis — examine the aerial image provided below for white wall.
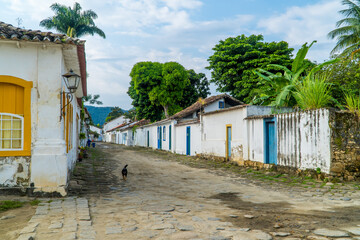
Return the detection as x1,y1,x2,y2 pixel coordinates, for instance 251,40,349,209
245,118,265,163
276,109,331,173
203,99,222,113
175,123,201,156
202,107,246,159
0,41,81,195
103,116,127,132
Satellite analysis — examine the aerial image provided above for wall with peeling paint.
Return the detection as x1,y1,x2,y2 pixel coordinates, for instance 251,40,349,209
276,109,331,173
0,41,81,195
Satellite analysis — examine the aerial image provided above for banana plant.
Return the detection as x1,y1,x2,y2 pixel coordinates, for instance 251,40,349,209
253,41,339,107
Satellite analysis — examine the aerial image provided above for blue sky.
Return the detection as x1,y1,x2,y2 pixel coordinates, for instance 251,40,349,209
0,0,342,109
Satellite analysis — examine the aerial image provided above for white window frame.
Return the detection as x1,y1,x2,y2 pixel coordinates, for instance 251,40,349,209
0,113,24,151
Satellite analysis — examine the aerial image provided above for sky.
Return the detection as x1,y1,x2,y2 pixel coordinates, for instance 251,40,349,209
0,0,343,109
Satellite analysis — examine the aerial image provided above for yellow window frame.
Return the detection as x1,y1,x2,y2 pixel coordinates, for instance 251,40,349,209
0,76,32,156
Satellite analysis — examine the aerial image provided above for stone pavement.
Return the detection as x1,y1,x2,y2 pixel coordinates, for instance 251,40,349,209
13,143,360,240
17,197,94,240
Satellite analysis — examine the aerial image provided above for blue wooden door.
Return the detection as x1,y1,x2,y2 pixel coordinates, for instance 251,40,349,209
157,127,162,149
186,126,191,155
169,125,172,150
147,131,149,147
265,119,277,164
226,126,232,159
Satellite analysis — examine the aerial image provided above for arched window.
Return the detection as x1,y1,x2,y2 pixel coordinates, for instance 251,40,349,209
0,76,32,156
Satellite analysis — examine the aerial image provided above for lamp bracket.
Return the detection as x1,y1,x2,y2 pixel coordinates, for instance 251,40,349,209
60,91,73,121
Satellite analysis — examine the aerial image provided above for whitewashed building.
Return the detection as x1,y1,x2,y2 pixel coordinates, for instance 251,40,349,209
103,115,128,143
0,22,87,196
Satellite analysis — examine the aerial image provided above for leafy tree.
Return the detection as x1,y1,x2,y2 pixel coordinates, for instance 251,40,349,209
105,107,123,123
128,62,164,122
123,109,137,122
320,57,360,105
179,70,210,109
83,94,103,105
328,0,360,57
207,34,293,103
148,62,189,118
40,2,106,38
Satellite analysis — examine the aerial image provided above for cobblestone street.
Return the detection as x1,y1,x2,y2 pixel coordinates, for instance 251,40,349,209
6,143,360,240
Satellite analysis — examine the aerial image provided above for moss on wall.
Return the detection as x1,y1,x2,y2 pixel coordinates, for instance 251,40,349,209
329,110,360,180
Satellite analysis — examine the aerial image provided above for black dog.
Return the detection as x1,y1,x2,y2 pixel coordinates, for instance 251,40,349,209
122,164,128,181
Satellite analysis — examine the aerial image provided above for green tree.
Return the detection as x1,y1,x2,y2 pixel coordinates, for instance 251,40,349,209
123,109,137,122
179,70,210,109
40,2,105,38
128,62,164,121
207,34,293,103
328,0,360,57
320,57,360,105
83,94,103,105
148,62,189,118
105,107,123,123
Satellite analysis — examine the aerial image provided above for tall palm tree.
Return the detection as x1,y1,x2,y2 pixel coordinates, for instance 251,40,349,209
40,2,106,39
328,0,360,57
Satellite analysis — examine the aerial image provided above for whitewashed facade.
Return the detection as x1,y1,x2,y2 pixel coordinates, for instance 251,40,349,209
0,22,87,195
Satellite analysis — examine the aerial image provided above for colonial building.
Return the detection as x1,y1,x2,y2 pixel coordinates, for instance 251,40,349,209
0,22,87,196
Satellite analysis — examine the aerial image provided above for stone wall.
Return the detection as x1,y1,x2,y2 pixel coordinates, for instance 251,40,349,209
0,156,31,187
329,111,360,180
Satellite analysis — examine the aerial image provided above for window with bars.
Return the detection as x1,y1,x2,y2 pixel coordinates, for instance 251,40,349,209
0,113,23,150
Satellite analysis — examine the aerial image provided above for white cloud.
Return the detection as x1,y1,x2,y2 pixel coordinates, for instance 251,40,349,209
257,0,341,61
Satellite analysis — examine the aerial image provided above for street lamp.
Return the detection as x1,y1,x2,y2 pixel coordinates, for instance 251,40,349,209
60,69,81,121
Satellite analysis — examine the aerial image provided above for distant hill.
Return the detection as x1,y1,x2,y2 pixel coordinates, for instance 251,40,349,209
86,105,130,127
85,106,112,127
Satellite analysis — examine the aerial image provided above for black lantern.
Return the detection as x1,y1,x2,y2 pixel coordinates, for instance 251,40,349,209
62,69,80,94
60,69,81,121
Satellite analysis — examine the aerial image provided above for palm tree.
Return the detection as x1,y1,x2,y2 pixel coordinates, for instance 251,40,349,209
40,2,106,39
328,0,360,57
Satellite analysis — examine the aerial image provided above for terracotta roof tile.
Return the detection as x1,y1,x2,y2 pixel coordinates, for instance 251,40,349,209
0,21,85,45
170,93,244,119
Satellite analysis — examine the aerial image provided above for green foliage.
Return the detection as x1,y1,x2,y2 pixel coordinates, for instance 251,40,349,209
328,0,360,57
105,107,124,123
29,200,41,206
0,200,24,211
83,94,103,105
79,132,86,140
40,2,106,38
148,62,189,117
320,57,360,105
207,34,294,103
294,74,333,110
128,62,164,122
254,41,338,107
123,108,137,121
344,91,360,115
128,61,196,120
179,70,210,108
89,130,100,138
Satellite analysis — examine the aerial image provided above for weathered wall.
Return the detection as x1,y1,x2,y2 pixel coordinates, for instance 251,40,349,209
0,41,80,195
0,156,30,187
202,107,246,160
245,118,265,163
175,123,201,156
276,109,331,173
329,111,360,180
